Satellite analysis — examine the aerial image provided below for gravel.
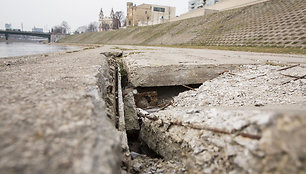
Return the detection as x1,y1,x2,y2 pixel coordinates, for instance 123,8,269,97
172,65,306,108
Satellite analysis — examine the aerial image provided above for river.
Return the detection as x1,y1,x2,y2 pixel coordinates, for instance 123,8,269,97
0,41,77,58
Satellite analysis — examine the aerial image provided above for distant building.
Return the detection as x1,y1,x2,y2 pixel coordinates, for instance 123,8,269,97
5,24,12,30
188,0,222,11
189,0,204,11
205,0,222,6
32,27,43,33
126,2,176,27
98,8,120,32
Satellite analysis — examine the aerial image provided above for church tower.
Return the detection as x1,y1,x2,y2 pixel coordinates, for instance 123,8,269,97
110,8,115,29
98,7,119,32
98,8,104,32
110,8,114,19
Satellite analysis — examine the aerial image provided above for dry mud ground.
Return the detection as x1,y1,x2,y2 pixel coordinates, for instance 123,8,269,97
0,44,305,174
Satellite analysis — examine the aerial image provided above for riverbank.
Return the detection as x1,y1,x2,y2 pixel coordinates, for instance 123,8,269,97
1,45,305,173
0,41,81,58
60,0,306,53
0,38,43,42
0,45,123,174
114,45,306,173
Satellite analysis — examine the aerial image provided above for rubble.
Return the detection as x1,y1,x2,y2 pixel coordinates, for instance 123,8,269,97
123,90,140,134
139,65,306,174
172,65,306,108
1,44,306,174
101,51,123,58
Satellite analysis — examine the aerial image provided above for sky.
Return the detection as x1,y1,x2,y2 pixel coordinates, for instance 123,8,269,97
0,0,189,32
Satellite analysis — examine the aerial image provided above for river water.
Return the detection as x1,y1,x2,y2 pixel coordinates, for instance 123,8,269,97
0,41,77,58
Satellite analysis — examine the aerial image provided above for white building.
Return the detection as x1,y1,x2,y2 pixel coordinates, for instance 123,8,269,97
32,27,43,33
205,0,222,6
188,0,204,11
98,8,120,32
126,2,176,27
188,0,222,11
5,24,12,30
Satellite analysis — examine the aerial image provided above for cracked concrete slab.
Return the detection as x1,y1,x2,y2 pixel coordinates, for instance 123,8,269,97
0,47,121,174
139,64,306,174
115,45,306,87
141,106,306,174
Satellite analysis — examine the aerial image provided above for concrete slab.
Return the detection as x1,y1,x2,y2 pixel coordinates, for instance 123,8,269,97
140,106,306,174
138,64,306,173
113,45,306,87
0,47,121,174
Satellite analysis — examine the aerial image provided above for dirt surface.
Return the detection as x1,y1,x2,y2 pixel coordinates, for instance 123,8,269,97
0,47,121,174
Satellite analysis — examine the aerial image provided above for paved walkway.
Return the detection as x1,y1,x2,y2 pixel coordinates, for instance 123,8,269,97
0,45,305,173
0,47,121,174
114,45,306,87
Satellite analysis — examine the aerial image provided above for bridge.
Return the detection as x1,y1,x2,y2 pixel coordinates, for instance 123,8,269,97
0,30,51,42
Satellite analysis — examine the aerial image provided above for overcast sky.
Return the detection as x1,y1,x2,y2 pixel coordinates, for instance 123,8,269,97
0,0,189,32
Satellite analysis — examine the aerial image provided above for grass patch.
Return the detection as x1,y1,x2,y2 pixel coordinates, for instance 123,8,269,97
119,62,127,77
128,51,144,55
146,45,306,55
83,47,96,50
265,61,286,67
111,46,138,51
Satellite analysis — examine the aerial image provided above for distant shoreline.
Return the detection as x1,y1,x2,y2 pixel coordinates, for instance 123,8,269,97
0,38,46,43
0,42,80,58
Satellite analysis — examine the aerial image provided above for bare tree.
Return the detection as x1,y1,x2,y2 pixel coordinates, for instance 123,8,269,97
114,11,125,28
75,25,88,34
121,19,126,27
87,22,98,32
102,23,110,31
52,21,70,34
61,21,70,34
52,26,65,34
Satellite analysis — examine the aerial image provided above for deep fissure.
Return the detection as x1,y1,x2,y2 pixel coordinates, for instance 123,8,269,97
105,54,203,172
121,70,201,159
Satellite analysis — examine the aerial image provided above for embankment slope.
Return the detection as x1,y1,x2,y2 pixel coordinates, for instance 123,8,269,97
61,0,305,49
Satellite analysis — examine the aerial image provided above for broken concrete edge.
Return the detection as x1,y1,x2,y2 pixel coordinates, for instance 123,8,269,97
122,61,239,87
83,62,123,174
139,106,306,173
118,65,127,132
95,56,133,173
101,51,123,58
123,91,141,132
96,57,118,126
117,65,133,172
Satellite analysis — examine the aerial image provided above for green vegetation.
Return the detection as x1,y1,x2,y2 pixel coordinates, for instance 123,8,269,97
128,51,144,55
111,46,138,51
83,47,96,50
66,50,80,53
156,45,306,55
119,62,127,77
265,61,286,67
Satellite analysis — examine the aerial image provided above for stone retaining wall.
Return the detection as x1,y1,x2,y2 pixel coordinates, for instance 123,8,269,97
191,0,306,48
61,0,306,49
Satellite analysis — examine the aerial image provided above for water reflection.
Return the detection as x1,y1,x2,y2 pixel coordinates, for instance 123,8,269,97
0,41,78,58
